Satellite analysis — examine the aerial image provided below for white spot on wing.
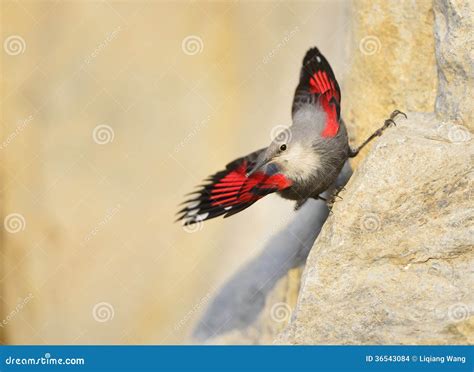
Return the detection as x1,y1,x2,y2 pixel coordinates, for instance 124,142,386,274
195,213,209,221
187,201,200,209
316,56,321,63
224,206,232,211
187,209,199,216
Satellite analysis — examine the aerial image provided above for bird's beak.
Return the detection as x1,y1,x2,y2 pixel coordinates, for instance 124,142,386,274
246,157,271,177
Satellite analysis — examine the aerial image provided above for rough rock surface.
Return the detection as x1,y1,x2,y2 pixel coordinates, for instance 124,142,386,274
344,0,437,164
433,0,473,128
280,112,473,344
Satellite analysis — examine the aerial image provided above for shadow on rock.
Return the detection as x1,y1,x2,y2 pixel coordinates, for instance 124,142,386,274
192,162,352,342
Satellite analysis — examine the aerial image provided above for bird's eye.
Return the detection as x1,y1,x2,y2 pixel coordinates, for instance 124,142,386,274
280,144,287,151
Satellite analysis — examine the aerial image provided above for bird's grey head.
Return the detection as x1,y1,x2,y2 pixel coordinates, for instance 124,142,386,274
247,123,322,181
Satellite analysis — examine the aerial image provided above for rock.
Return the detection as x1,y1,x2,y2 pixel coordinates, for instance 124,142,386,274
280,112,473,344
433,0,474,129
343,0,437,164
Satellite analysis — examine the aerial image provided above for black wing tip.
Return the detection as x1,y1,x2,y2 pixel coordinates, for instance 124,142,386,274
303,47,325,63
305,46,322,55
298,46,340,95
301,47,334,74
174,210,203,225
303,47,334,73
176,208,231,226
176,194,231,225
177,197,252,225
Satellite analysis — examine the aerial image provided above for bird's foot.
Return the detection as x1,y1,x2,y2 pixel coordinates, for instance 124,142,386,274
326,186,345,209
390,109,407,120
382,109,407,130
349,110,407,157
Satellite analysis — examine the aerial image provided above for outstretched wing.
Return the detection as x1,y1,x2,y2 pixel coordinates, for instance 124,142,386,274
177,149,292,225
292,47,341,138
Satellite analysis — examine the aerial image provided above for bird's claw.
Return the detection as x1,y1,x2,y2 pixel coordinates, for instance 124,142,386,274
384,110,407,129
384,118,396,128
390,109,407,120
325,186,344,209
326,197,338,213
349,110,408,159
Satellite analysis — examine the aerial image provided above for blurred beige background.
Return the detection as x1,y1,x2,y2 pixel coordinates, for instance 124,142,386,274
0,0,351,344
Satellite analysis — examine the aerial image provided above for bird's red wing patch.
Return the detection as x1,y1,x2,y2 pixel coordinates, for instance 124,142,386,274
210,162,291,206
308,70,340,101
177,151,292,225
292,47,341,138
309,71,340,138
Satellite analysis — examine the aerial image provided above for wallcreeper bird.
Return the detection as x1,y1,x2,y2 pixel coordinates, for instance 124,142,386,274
177,47,406,225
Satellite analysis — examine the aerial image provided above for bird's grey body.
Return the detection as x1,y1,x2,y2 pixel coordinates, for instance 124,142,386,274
256,103,350,203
